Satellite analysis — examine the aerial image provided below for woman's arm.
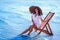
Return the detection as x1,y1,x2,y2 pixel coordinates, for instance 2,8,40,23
40,18,43,22
40,18,47,22
40,16,47,22
31,15,35,25
32,18,35,25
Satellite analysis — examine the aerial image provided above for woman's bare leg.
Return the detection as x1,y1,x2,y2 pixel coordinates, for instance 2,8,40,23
28,25,34,35
21,29,29,35
21,25,33,35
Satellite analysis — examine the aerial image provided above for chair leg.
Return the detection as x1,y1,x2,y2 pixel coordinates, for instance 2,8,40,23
46,25,49,32
37,28,49,35
41,23,53,35
37,23,53,35
47,23,53,35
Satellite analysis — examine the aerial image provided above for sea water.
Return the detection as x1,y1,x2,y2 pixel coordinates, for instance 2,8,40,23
0,0,60,40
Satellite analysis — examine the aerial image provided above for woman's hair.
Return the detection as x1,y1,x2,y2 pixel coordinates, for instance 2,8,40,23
29,6,43,16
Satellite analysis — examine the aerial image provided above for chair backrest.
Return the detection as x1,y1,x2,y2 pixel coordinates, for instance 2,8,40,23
40,12,55,29
44,12,55,21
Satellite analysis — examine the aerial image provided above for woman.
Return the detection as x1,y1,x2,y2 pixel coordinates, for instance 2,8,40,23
21,6,43,35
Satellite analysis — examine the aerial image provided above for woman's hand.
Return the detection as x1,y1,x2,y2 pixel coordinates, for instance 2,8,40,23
41,18,47,22
42,20,47,22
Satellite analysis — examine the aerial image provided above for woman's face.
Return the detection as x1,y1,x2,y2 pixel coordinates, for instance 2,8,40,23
35,8,38,15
